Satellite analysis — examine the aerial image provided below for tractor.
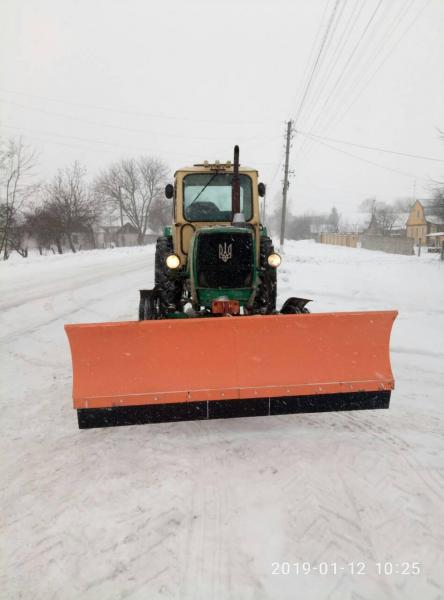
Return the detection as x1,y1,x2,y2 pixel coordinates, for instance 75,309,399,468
139,146,308,320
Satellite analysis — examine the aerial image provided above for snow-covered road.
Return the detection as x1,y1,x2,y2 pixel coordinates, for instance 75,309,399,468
1,241,443,600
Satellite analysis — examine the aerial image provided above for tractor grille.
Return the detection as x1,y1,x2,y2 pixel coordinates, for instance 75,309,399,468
196,231,254,288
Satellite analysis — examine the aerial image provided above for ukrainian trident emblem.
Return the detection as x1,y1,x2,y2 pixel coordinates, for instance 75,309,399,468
218,242,233,263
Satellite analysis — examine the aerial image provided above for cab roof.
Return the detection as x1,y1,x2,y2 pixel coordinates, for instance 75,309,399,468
174,163,258,177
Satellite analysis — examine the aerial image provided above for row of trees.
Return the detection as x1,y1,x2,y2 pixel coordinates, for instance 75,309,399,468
267,188,444,241
267,206,342,240
0,137,171,259
2,135,443,258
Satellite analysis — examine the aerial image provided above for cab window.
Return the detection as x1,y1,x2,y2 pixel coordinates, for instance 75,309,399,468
183,173,253,221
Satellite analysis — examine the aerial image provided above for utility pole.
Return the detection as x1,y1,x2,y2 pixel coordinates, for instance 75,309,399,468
280,120,293,246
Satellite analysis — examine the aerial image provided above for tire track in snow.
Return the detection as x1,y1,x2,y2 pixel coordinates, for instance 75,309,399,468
0,252,152,312
1,256,153,342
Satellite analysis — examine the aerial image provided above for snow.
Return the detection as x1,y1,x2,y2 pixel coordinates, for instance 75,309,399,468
1,241,443,600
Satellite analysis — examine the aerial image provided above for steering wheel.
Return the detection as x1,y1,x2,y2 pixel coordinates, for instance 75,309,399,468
187,201,220,220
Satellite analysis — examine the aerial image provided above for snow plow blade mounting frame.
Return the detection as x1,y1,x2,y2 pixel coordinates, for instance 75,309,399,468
65,311,397,429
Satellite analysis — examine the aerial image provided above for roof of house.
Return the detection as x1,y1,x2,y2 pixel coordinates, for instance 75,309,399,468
425,215,444,225
395,212,410,227
95,225,121,232
117,222,139,234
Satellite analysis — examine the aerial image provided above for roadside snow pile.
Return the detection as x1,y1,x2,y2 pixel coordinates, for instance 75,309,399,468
1,240,443,600
1,244,154,280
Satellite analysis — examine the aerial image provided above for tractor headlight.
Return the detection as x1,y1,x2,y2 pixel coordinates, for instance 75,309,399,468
267,253,281,268
165,254,180,269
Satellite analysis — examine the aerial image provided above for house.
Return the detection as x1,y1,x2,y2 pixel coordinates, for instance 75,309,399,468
95,223,140,248
406,200,444,246
426,231,444,251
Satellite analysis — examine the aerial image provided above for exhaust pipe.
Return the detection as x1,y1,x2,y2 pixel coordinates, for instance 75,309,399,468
232,145,245,226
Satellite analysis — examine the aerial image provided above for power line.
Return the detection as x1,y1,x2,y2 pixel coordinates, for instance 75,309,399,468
294,0,361,137
280,0,345,217
304,133,430,181
293,0,343,126
267,2,340,204
303,0,384,133
296,129,444,163
0,98,279,144
0,87,279,126
291,0,366,157
289,0,332,116
0,123,281,168
0,123,162,153
311,0,417,138
329,0,431,131
294,0,425,163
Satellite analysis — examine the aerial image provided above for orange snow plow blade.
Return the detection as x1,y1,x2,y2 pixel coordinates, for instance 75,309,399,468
65,311,397,428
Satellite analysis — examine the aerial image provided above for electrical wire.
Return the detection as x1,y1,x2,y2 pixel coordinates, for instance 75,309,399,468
309,0,416,138
289,0,332,116
329,0,431,131
300,0,425,160
0,87,279,126
301,0,383,136
294,0,363,143
291,0,366,157
293,0,343,127
303,132,430,181
0,123,281,168
0,98,280,144
296,129,444,163
295,0,424,164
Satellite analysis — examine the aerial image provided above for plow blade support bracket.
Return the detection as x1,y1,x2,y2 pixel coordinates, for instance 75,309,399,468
65,311,397,414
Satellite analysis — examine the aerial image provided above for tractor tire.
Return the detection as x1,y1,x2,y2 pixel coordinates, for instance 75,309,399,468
253,236,277,314
280,297,310,314
139,290,160,320
154,236,182,315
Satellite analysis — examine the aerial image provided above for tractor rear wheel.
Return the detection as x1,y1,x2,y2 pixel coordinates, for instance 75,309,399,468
253,237,277,314
154,236,182,315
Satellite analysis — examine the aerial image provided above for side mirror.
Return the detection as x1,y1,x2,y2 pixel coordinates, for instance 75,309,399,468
258,182,266,197
165,183,174,199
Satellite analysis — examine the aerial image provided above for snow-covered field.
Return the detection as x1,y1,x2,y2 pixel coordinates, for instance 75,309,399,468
1,241,443,600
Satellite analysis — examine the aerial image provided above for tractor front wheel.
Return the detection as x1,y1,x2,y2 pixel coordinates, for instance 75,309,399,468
139,290,160,320
280,297,311,314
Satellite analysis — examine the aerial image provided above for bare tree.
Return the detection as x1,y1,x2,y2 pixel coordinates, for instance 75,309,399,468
149,195,172,233
45,161,99,253
95,157,169,243
0,137,39,259
25,205,65,254
378,203,398,234
328,206,340,232
94,162,125,227
393,197,415,212
359,198,398,235
430,188,444,221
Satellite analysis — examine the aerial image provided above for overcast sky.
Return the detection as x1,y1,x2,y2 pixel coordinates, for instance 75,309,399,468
1,0,443,219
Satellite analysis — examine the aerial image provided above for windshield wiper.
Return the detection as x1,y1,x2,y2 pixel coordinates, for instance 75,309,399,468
188,172,220,206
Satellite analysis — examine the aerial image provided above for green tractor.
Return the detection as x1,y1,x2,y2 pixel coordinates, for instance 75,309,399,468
139,145,309,320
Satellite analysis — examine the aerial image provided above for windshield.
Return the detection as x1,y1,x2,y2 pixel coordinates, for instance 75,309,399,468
183,173,253,221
